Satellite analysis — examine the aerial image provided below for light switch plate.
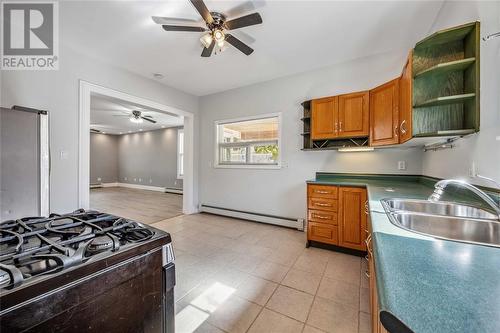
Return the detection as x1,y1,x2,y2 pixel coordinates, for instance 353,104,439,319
398,161,406,170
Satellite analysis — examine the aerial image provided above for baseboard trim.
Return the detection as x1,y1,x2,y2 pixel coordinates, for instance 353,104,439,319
102,182,118,188
165,187,183,194
200,204,304,230
116,182,165,192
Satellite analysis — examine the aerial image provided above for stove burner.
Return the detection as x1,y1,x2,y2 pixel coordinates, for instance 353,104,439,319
123,228,154,242
87,235,114,254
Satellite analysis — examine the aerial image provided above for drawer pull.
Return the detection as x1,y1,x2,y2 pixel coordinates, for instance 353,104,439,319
365,270,370,278
314,190,330,194
315,202,332,207
364,200,369,215
312,214,330,220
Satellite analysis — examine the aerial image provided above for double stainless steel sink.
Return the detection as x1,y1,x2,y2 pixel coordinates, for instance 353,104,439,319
381,199,500,248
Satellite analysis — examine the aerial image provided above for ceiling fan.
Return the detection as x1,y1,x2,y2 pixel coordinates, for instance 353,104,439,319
113,110,157,124
152,0,263,57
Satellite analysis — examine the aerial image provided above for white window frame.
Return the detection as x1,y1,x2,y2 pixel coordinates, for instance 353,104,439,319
214,113,282,169
177,129,184,178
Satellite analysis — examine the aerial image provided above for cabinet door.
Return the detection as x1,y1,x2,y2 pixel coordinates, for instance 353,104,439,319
399,51,413,143
311,97,338,140
369,79,400,146
338,91,369,138
338,187,367,251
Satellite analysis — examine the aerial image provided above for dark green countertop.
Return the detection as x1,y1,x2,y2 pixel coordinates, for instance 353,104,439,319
307,173,500,333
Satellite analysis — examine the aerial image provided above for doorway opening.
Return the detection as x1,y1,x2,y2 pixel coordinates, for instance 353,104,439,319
78,81,197,223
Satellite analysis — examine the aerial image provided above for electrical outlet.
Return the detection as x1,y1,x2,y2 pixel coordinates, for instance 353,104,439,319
139,178,142,182
397,161,406,170
174,180,177,186
97,177,101,182
59,150,68,160
133,178,137,182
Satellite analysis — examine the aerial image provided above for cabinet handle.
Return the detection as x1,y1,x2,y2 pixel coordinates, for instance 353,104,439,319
365,270,370,278
315,202,332,207
400,120,407,134
335,122,338,133
364,200,369,215
314,190,330,194
312,214,330,220
339,121,342,132
394,125,399,137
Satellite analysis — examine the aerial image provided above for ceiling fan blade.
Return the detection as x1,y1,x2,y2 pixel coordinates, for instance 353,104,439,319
201,40,215,57
143,115,153,118
162,25,206,32
112,114,129,117
141,116,157,124
152,16,198,25
90,129,101,133
225,34,254,55
225,12,262,30
189,0,213,24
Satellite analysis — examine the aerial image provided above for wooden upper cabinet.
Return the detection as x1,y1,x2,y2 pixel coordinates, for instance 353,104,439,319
399,51,413,143
338,187,367,251
338,91,369,138
369,78,400,146
311,96,338,140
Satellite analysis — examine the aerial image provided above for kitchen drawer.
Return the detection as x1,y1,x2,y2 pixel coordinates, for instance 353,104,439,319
308,197,338,211
308,184,338,199
308,222,338,245
308,209,337,225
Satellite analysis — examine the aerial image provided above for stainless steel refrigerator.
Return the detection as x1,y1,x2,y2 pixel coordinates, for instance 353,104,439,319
0,106,50,220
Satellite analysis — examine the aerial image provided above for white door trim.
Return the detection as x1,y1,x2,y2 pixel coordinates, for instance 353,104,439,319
78,80,197,214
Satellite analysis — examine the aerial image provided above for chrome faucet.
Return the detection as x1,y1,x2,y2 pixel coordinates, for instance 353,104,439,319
429,179,500,218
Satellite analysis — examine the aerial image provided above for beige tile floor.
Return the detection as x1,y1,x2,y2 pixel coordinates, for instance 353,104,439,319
152,213,371,333
90,187,182,224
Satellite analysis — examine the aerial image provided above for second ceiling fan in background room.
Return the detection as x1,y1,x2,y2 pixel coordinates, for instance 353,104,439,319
153,0,263,57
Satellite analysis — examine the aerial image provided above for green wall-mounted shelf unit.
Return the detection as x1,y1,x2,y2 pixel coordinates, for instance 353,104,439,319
412,21,480,137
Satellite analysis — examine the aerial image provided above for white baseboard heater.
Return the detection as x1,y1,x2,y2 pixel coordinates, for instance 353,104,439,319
200,204,304,230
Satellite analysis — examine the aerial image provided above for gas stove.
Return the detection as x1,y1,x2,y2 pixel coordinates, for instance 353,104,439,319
0,209,175,333
0,209,156,289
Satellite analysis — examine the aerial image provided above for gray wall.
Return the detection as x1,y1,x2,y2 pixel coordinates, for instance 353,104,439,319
118,127,183,189
199,51,425,220
0,0,199,213
90,128,182,189
421,1,500,186
90,133,119,184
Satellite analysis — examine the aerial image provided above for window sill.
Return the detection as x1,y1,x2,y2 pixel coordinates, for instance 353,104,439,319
214,164,282,170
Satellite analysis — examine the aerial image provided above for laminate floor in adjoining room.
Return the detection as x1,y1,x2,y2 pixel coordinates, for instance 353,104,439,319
152,213,371,333
90,187,183,224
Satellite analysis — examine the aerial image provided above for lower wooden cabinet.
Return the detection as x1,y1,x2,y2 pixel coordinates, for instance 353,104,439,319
307,184,367,251
338,187,367,251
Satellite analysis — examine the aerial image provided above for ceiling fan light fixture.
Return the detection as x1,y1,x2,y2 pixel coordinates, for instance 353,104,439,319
213,29,225,42
200,33,213,48
130,116,143,124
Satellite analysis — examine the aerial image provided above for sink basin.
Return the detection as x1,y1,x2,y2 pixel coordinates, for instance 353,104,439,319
382,198,499,220
381,198,500,248
389,213,500,248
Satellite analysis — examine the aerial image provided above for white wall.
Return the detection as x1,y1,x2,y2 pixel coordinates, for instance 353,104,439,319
1,44,199,214
199,51,425,219
422,1,500,186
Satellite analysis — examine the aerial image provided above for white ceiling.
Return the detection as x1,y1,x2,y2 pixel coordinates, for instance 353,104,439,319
62,1,444,96
90,93,183,135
